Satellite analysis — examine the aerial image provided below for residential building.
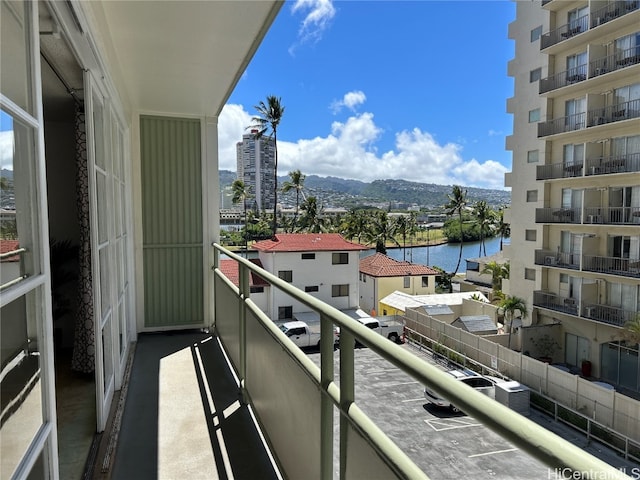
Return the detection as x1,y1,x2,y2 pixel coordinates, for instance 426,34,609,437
359,252,438,315
219,258,270,313
505,0,640,392
251,233,367,320
236,131,276,211
379,290,493,321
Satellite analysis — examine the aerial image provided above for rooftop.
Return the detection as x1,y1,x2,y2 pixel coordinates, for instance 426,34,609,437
380,291,489,312
252,233,367,252
219,259,268,287
360,252,438,277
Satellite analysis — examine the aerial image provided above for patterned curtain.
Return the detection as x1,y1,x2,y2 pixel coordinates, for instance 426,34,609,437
71,102,95,373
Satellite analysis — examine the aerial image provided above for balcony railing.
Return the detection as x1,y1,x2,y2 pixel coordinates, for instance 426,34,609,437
591,47,640,79
213,244,626,479
534,249,580,269
533,291,579,316
583,206,640,225
583,254,640,278
536,161,584,180
534,291,634,328
541,2,639,50
582,303,635,327
585,152,640,176
541,15,588,49
538,99,640,137
540,65,587,94
535,207,581,224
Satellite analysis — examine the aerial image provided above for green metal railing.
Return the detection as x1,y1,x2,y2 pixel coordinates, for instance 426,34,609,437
212,244,630,480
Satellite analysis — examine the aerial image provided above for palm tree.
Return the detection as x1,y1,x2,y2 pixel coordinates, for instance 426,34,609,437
232,179,251,256
298,196,326,233
365,211,399,254
394,214,409,260
499,296,528,350
622,315,640,346
444,185,468,279
341,209,368,243
282,169,306,232
481,260,509,300
249,95,285,237
473,200,495,257
495,207,510,251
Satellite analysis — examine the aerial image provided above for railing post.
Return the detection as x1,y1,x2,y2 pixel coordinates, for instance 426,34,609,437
238,262,249,403
339,329,355,480
320,314,334,480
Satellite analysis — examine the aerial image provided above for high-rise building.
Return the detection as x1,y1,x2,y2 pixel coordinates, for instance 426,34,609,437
236,130,276,211
505,0,639,392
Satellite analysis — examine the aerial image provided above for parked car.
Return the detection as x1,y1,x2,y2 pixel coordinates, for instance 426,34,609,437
355,317,405,343
278,320,338,349
424,369,498,413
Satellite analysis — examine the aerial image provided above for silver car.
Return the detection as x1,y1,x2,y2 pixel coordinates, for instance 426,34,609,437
424,369,498,413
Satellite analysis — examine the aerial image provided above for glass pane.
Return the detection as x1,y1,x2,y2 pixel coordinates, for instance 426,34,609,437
96,171,108,244
118,298,125,356
92,98,105,170
99,246,110,317
113,180,122,238
600,343,619,384
1,109,40,290
102,313,114,392
1,1,31,113
619,346,638,390
0,290,45,479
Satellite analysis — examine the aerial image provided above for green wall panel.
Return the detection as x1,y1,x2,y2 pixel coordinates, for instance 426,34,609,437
140,116,203,327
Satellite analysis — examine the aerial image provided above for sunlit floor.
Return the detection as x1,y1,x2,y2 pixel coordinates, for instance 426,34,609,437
55,348,96,480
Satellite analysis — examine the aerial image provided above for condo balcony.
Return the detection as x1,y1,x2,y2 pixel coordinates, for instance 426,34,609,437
535,206,640,225
540,46,640,94
536,152,640,180
540,1,639,50
534,249,640,279
533,291,634,327
538,99,640,137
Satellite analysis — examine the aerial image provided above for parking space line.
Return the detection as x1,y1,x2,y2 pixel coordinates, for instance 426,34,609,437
468,448,518,458
380,381,419,388
424,418,481,432
401,398,427,403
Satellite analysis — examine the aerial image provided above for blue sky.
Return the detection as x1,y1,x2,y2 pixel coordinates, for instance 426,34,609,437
218,0,516,190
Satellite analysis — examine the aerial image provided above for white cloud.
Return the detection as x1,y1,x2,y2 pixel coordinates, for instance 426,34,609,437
0,130,13,170
330,90,366,114
488,129,503,137
219,104,509,190
289,0,336,55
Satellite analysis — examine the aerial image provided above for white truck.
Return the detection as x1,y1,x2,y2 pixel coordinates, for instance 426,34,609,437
356,317,405,344
278,320,338,349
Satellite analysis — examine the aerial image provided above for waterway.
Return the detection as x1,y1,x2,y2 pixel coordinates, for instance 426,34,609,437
363,236,505,273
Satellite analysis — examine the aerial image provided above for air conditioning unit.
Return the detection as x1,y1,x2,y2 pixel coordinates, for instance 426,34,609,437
545,256,557,266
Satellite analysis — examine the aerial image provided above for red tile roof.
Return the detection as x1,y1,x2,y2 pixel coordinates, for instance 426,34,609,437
359,252,438,277
0,240,20,262
252,233,367,252
219,259,269,287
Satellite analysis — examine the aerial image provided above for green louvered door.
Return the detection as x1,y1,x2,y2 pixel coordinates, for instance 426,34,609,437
140,116,204,328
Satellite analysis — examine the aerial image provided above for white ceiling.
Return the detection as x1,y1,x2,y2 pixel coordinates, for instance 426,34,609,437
96,0,283,117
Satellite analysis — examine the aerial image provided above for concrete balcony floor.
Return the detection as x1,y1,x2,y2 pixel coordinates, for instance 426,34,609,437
95,330,281,480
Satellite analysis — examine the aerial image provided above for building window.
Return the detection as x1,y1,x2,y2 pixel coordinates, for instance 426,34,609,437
527,150,539,163
525,230,537,241
332,252,348,264
403,276,410,288
361,273,367,283
528,109,540,123
250,286,264,293
278,270,292,282
531,25,542,42
530,68,542,82
524,268,536,281
305,286,319,292
421,276,429,287
278,306,293,320
526,190,538,202
332,284,349,297
301,253,315,260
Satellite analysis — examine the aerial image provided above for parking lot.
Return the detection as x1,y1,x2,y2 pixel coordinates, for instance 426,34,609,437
308,342,639,479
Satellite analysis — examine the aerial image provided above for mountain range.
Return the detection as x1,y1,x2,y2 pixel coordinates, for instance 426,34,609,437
220,170,511,210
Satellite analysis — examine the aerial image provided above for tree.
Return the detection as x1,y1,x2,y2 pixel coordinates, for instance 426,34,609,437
496,207,510,251
444,185,468,279
481,260,509,300
249,95,285,237
298,196,326,233
340,209,368,243
622,315,640,346
473,200,495,257
499,296,528,350
365,211,399,254
282,169,306,232
232,179,251,256
394,214,410,260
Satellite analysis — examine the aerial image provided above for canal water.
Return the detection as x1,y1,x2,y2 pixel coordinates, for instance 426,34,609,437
363,236,505,273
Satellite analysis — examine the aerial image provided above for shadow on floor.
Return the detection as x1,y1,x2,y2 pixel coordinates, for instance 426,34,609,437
109,331,280,480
